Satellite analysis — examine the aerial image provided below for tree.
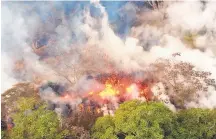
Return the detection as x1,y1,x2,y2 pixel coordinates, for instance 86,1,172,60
170,108,216,139
149,58,216,108
91,116,117,139
8,97,69,139
1,131,6,139
91,100,175,139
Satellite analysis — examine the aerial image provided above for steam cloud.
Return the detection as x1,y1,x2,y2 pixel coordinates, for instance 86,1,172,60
1,1,216,109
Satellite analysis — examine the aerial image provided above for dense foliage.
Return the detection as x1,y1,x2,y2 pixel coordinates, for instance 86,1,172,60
92,100,175,139
92,100,216,139
6,97,69,139
170,109,216,139
2,96,216,139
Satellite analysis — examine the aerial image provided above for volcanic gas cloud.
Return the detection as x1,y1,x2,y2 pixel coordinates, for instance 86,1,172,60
2,1,216,116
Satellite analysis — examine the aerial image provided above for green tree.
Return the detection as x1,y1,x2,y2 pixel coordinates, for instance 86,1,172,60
91,116,117,139
1,131,6,139
8,97,69,139
91,100,175,139
170,108,216,139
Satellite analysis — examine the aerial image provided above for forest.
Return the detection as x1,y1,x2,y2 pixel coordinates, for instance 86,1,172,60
1,1,216,139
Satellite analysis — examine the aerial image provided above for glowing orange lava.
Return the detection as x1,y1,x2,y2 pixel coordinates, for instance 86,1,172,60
58,73,153,115
98,82,119,98
87,74,152,103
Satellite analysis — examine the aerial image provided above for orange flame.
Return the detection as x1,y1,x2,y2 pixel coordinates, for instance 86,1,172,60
63,94,70,99
99,82,119,98
96,108,101,114
79,104,84,112
126,84,137,94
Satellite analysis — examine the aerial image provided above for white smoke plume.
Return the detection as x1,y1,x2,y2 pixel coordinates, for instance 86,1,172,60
1,1,216,110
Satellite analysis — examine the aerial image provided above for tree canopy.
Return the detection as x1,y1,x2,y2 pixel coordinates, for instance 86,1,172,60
92,100,216,139
149,58,216,108
7,97,69,139
91,100,175,139
170,108,216,139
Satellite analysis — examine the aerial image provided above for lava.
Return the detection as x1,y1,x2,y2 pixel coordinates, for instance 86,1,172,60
80,72,154,114
44,72,154,116
98,82,120,98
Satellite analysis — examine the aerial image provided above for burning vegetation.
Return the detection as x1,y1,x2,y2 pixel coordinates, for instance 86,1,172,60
2,1,216,139
37,71,155,118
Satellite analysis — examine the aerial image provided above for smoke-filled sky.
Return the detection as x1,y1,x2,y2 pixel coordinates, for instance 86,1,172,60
1,1,148,91
1,1,216,108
